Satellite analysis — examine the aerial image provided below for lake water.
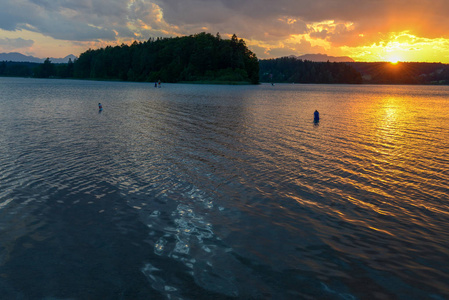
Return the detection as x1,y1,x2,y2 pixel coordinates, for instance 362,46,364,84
0,77,448,299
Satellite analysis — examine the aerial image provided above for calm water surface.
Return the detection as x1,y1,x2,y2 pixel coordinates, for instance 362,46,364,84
0,77,448,299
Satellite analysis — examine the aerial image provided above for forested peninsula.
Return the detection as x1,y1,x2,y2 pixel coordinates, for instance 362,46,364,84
75,32,259,84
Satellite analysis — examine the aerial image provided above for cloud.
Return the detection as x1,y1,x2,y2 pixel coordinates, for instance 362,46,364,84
2,1,449,42
0,1,114,41
0,37,34,50
1,0,449,60
153,0,449,41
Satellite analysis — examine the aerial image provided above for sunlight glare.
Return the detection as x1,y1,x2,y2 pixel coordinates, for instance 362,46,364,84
389,58,399,64
387,55,401,64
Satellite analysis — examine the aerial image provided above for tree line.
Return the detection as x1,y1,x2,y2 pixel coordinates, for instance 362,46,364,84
348,62,449,84
259,56,363,84
74,32,259,84
259,57,449,85
0,59,74,78
0,33,259,84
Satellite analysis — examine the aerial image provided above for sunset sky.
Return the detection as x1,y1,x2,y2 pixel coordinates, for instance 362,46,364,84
1,0,449,63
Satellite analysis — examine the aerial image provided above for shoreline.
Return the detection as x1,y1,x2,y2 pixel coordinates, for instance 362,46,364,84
2,75,449,86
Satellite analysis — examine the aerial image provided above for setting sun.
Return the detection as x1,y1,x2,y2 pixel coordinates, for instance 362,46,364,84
388,56,401,64
340,32,449,63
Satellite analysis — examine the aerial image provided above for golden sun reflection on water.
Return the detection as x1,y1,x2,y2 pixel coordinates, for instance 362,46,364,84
373,96,411,151
309,86,449,238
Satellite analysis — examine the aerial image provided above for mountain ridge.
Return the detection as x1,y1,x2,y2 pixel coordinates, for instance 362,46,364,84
0,52,77,63
289,53,354,62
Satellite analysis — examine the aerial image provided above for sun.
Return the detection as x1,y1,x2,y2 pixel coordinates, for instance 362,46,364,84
387,56,401,64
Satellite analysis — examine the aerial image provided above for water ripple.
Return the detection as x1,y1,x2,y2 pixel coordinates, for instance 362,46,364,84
1,79,449,298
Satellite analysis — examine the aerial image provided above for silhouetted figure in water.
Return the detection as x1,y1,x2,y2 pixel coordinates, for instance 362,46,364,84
98,103,103,112
314,110,320,122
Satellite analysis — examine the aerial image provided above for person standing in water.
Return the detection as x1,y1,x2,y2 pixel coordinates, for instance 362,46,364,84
98,103,103,110
314,110,320,122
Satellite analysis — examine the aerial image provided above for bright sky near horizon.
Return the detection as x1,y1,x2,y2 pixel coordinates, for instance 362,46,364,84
1,0,449,63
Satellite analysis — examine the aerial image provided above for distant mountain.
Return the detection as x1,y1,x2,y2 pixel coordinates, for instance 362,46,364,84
0,52,41,63
0,52,77,63
50,55,77,63
290,53,354,63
